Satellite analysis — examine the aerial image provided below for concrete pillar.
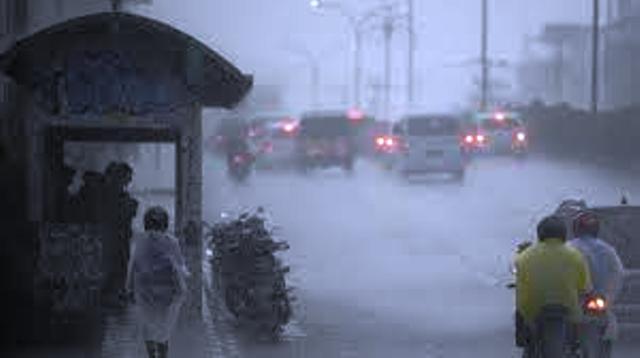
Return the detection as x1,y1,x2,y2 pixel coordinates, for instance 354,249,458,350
176,103,204,352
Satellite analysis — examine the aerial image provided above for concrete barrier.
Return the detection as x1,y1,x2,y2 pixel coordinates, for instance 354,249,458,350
520,104,640,170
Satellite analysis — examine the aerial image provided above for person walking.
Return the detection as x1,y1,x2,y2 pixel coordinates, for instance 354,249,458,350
126,206,189,358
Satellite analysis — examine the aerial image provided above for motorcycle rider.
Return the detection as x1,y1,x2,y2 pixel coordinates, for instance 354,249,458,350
225,130,251,165
515,215,593,354
568,211,625,355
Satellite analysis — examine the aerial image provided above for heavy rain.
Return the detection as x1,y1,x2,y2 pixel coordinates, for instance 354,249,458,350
1,1,640,357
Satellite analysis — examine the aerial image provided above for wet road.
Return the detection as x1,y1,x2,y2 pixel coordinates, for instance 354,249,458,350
202,154,640,358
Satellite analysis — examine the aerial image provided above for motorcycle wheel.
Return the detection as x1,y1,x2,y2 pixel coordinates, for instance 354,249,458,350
540,319,567,358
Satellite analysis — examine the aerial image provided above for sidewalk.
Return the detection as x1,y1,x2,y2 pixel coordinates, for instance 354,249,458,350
97,291,243,358
6,290,243,358
98,264,250,358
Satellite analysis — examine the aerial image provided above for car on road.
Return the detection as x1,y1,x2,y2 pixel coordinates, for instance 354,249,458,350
295,111,358,172
253,118,299,170
373,132,401,170
393,114,466,179
467,111,528,156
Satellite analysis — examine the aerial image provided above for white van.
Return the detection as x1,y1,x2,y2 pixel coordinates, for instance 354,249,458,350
394,114,465,179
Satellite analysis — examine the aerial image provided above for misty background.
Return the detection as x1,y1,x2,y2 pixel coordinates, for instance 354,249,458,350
135,0,595,114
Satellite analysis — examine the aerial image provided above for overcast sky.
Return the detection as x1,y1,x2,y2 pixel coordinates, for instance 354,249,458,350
138,0,600,113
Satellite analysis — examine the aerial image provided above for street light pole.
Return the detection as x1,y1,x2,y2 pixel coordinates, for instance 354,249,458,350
311,1,391,109
353,9,385,108
286,44,320,108
407,0,415,105
384,11,393,120
591,0,600,114
311,61,320,108
480,0,489,111
354,28,363,108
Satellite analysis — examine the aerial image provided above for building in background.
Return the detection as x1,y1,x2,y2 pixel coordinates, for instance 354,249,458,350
517,0,640,111
516,24,593,109
611,0,640,18
602,0,640,109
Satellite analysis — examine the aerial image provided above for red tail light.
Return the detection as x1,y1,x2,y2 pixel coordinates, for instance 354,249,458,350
375,136,396,149
464,135,475,144
585,295,607,314
284,124,295,132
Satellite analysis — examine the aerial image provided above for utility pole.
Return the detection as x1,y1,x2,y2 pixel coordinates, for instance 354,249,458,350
311,62,319,108
286,44,320,108
407,0,415,105
480,0,489,111
354,28,363,108
384,12,393,120
591,0,600,114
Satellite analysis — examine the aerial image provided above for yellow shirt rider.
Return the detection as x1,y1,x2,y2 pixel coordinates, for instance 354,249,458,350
515,215,593,325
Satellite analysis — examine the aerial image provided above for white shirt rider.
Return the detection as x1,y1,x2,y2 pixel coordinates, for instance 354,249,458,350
568,232,625,340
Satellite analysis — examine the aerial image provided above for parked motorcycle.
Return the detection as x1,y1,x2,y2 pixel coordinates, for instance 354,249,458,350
206,209,293,340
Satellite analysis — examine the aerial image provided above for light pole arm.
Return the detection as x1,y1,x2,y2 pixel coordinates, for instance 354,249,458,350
310,0,409,109
285,46,320,108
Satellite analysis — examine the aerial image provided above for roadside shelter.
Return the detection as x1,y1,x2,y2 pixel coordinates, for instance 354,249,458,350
0,11,252,346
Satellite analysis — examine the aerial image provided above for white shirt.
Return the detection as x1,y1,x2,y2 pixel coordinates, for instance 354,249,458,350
568,236,625,303
126,230,190,298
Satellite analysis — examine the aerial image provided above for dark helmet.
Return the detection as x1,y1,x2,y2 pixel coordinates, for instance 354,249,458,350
537,215,567,242
573,211,600,238
144,206,169,232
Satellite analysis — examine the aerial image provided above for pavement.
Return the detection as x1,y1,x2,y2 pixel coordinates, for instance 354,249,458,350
8,153,640,357
201,154,640,358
